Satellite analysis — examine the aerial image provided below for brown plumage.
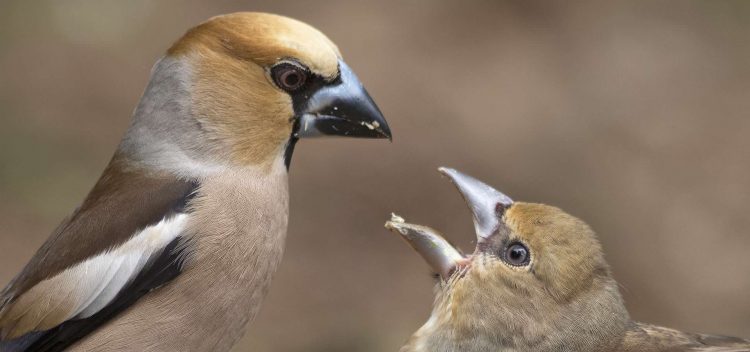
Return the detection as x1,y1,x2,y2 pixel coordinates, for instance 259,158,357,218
2,156,193,299
1,12,390,351
386,168,749,352
168,13,342,167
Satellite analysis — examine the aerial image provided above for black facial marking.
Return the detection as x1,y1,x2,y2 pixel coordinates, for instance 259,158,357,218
283,120,300,170
281,62,339,170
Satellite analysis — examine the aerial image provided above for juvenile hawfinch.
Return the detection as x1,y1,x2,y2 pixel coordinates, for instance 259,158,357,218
0,12,391,352
385,168,749,352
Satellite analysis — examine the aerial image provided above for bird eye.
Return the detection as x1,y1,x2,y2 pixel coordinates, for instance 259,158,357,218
271,63,308,92
503,242,530,266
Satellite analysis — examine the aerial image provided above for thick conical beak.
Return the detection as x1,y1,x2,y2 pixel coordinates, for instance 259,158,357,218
296,60,391,140
438,167,513,240
385,214,465,280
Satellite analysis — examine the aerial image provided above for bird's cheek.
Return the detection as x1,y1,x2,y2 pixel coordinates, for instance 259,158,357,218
464,259,495,281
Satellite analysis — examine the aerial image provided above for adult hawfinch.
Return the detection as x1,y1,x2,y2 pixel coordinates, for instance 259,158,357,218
0,12,391,352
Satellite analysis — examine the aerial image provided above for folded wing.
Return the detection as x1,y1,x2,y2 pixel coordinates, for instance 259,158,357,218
0,159,197,351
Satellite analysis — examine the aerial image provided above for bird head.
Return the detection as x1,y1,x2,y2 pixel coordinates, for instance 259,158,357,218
120,12,390,175
386,168,629,351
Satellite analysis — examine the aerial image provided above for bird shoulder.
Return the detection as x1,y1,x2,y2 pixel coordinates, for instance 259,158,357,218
0,156,198,350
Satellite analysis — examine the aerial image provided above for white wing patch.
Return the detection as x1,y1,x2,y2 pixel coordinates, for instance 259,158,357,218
0,213,189,339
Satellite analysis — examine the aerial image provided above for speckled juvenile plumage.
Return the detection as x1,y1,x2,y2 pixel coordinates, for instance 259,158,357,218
387,168,749,352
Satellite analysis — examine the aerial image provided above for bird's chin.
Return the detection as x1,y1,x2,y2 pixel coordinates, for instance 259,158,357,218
444,258,473,283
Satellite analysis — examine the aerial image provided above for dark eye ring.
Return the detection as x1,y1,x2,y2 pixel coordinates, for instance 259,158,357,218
271,62,308,92
503,242,530,266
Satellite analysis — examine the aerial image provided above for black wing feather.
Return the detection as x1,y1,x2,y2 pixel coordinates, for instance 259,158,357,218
26,237,189,352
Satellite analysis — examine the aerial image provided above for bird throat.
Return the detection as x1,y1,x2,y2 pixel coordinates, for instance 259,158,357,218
283,119,301,170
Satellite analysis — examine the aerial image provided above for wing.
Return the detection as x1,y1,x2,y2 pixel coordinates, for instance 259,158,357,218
684,332,750,352
621,322,750,352
0,157,198,351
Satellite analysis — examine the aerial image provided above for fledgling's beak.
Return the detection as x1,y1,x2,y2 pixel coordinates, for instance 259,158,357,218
297,60,391,140
438,167,513,240
385,213,465,280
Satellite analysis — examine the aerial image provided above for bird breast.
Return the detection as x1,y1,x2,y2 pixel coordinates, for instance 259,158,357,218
71,163,290,352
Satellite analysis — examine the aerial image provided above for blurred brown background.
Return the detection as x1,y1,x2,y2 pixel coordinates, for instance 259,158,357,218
1,1,749,351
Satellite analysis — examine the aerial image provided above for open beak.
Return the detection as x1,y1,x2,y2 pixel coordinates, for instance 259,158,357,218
296,60,392,140
438,167,513,240
385,169,513,279
385,213,465,280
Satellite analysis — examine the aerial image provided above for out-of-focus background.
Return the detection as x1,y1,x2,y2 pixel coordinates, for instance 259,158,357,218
1,1,749,350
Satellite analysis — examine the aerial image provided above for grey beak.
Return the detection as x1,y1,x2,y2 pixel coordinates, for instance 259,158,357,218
385,214,464,280
296,60,391,140
438,167,513,239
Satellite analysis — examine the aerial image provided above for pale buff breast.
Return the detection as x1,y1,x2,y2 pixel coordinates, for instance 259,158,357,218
70,163,289,352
